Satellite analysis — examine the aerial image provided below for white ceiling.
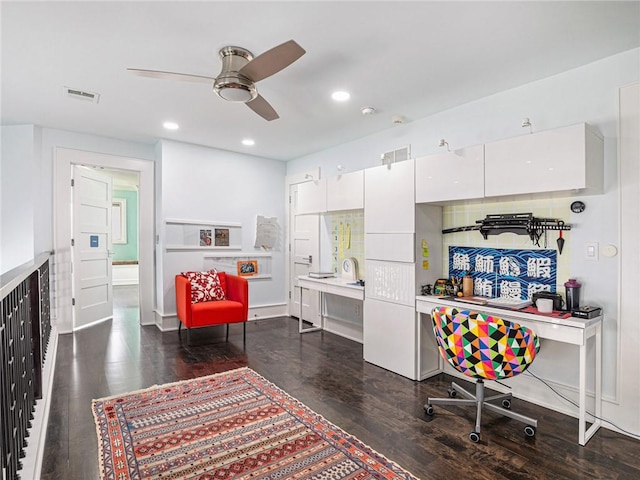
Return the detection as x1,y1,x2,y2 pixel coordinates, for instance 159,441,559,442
2,1,639,161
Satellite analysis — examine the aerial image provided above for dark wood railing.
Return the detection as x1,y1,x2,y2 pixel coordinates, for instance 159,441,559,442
1,253,52,480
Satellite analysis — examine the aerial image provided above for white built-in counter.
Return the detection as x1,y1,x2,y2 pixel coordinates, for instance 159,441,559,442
297,275,364,342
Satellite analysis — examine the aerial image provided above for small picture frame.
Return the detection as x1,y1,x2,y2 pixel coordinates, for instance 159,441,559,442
237,260,258,277
199,229,212,246
214,228,229,247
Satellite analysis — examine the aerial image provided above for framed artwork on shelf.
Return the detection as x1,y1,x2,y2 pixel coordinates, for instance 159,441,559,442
199,229,212,246
237,260,258,276
215,228,230,246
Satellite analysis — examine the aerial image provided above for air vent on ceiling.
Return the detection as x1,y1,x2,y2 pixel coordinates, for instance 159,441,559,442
63,86,100,103
380,145,411,165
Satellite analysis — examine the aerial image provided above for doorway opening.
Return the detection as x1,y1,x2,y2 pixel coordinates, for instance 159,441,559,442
100,167,141,322
53,147,155,334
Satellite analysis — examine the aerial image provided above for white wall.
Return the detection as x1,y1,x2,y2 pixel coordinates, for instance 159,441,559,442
1,125,37,273
287,48,640,436
618,82,640,439
0,127,156,276
157,140,287,317
41,128,157,163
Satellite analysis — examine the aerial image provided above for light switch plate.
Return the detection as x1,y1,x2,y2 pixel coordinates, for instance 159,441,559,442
585,242,599,261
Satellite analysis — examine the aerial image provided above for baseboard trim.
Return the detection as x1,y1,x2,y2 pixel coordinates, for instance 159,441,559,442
154,303,288,332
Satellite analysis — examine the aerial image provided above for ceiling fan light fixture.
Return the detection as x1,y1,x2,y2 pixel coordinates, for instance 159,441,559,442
218,86,254,102
214,77,257,102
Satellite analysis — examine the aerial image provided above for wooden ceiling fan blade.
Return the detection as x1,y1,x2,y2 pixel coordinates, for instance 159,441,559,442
127,68,214,84
238,40,305,83
246,94,279,121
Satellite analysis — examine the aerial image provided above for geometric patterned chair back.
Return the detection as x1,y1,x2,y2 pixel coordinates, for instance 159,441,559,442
431,306,540,381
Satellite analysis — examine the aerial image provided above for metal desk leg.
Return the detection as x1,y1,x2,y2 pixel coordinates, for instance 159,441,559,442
298,285,323,334
578,323,602,446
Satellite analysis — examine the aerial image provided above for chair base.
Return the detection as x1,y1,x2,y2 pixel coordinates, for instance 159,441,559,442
178,322,246,346
425,379,537,442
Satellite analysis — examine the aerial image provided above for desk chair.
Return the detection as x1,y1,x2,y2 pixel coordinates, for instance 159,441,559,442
425,306,540,443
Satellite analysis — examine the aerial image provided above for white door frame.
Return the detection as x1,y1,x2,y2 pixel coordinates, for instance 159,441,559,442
284,168,320,317
54,147,155,333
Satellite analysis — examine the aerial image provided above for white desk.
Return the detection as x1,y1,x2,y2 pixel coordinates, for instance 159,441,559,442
416,295,602,446
297,276,364,334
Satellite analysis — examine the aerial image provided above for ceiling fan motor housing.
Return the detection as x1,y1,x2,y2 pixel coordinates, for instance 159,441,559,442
214,46,257,103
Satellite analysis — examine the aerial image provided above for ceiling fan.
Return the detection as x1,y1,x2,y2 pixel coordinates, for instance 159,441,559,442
128,40,305,121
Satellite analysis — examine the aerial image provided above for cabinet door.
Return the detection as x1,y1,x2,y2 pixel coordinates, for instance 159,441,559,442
363,298,418,380
364,159,415,233
326,170,364,211
365,260,415,306
415,145,484,203
365,234,414,262
484,123,599,197
296,178,327,214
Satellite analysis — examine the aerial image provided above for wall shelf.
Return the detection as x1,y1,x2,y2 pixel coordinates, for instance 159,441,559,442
166,245,242,252
441,213,570,246
165,219,242,249
203,252,272,258
203,252,273,280
165,218,242,227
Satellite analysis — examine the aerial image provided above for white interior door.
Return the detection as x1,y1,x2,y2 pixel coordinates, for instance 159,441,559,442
72,165,113,329
289,183,320,324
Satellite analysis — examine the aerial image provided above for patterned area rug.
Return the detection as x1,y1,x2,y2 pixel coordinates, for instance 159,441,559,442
92,367,417,479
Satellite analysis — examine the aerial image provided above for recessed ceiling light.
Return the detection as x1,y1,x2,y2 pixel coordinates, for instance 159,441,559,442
242,138,255,146
163,121,179,130
331,91,350,102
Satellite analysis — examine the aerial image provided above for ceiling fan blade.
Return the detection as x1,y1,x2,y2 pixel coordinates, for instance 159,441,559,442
246,94,279,121
127,68,214,84
238,40,305,83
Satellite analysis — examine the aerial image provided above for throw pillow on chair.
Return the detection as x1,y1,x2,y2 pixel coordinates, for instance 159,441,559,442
181,269,226,303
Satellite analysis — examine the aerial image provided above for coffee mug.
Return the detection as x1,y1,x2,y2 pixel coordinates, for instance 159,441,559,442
537,298,554,313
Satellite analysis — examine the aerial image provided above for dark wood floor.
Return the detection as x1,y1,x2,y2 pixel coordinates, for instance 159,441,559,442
41,286,640,479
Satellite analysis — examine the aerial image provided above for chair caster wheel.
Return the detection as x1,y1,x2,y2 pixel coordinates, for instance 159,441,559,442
524,425,536,437
447,388,457,398
502,399,511,409
424,405,434,416
469,431,480,443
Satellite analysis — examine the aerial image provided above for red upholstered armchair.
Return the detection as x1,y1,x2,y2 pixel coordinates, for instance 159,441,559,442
175,271,248,344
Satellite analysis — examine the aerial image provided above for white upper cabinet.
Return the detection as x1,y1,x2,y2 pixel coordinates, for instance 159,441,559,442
326,170,364,211
296,178,327,215
364,159,415,233
415,145,485,203
365,233,414,262
484,123,604,197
